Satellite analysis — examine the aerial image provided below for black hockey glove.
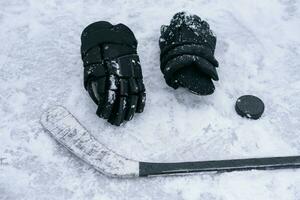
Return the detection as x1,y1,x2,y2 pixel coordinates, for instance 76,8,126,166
159,12,219,95
81,21,146,126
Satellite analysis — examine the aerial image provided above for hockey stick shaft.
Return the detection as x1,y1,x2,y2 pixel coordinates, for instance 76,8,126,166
139,156,300,177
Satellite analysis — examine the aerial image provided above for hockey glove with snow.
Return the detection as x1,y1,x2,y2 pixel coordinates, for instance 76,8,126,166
81,21,146,126
159,12,219,95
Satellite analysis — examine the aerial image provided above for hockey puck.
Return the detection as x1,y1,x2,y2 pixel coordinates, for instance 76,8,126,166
235,95,265,120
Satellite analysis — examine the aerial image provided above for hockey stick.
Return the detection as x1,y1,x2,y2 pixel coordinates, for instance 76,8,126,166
40,105,300,178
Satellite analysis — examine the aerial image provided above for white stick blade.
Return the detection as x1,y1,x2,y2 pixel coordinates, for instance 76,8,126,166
40,105,139,178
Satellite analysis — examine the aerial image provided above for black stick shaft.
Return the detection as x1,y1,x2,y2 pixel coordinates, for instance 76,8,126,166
139,156,300,177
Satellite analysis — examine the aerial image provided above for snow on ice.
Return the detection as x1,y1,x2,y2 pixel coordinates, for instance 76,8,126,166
0,0,299,200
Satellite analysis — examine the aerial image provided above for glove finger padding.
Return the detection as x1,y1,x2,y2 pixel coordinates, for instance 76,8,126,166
136,79,146,113
81,21,146,126
159,12,219,95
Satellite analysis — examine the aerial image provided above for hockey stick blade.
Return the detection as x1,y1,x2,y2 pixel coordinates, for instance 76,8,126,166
41,105,300,178
40,105,139,178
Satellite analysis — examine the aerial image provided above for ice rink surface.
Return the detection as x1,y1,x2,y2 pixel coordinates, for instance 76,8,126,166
0,0,299,199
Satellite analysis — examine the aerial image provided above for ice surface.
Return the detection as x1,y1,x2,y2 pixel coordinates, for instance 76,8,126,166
0,0,300,199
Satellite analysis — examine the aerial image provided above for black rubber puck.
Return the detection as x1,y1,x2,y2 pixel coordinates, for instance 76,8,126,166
235,95,265,120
